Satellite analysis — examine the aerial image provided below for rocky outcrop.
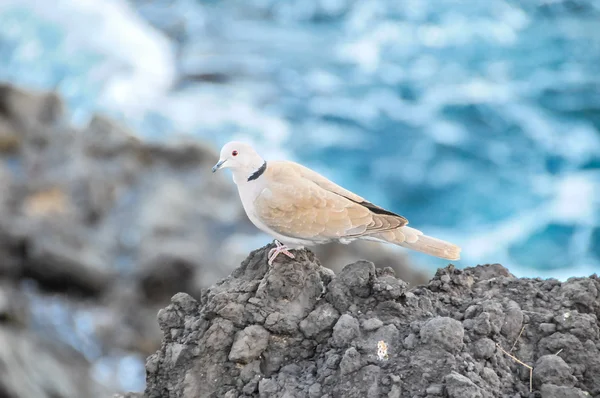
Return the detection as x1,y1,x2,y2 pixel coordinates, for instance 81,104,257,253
0,83,250,396
146,244,600,398
0,84,425,396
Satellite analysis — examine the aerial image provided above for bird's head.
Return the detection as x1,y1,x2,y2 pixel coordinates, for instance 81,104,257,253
212,141,264,173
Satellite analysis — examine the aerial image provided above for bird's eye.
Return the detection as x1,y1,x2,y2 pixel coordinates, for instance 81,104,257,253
232,150,239,157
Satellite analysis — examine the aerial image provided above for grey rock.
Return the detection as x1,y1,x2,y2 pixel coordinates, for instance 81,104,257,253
361,318,383,331
444,372,483,398
481,368,500,389
327,261,376,312
540,384,589,398
313,241,428,288
23,220,117,297
420,317,464,353
501,300,523,340
387,384,402,398
533,355,575,388
372,275,407,300
403,333,417,349
472,312,493,335
337,364,381,398
228,325,270,363
426,384,444,395
553,311,599,341
540,323,557,335
308,383,322,398
242,375,261,395
299,303,340,338
240,360,262,383
143,246,600,398
472,338,496,360
467,263,514,280
0,84,64,129
332,314,360,347
258,378,279,397
340,347,362,375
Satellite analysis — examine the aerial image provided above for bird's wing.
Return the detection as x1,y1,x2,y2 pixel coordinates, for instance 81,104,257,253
252,161,407,241
285,161,408,225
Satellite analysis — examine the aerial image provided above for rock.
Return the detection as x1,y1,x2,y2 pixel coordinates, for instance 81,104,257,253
308,383,322,398
362,318,384,331
84,115,140,157
332,314,360,347
481,368,500,389
533,355,576,388
420,317,464,353
372,275,408,300
553,311,599,341
426,384,444,395
388,384,402,398
539,384,589,398
299,303,340,339
340,347,362,375
0,84,64,130
467,263,514,280
313,241,428,287
472,338,496,360
0,83,261,395
501,300,523,340
22,220,117,297
540,323,557,335
326,260,376,312
472,312,493,335
228,325,270,363
444,372,483,398
142,246,600,397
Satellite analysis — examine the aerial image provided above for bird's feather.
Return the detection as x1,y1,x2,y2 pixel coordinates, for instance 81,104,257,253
288,162,409,223
253,161,407,241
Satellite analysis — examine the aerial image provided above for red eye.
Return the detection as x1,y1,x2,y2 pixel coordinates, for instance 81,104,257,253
232,150,238,156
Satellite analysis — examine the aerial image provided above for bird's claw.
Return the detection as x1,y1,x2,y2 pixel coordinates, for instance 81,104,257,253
268,240,295,265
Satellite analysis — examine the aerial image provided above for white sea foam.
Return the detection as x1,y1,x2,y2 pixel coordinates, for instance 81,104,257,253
0,0,175,120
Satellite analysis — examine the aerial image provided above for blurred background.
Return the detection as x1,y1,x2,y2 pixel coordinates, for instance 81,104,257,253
0,0,598,396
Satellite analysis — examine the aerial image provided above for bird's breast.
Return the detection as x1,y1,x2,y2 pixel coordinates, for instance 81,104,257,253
236,181,265,220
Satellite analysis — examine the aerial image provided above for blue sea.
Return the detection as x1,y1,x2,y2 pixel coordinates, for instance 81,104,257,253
1,0,599,393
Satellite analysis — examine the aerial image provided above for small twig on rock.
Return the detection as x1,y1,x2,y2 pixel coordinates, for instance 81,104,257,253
496,343,533,392
510,325,526,352
555,349,563,356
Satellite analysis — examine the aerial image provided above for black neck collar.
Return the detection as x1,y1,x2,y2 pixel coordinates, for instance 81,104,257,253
247,161,267,182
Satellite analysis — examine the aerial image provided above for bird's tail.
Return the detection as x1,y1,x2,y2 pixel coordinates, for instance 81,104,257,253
373,226,461,261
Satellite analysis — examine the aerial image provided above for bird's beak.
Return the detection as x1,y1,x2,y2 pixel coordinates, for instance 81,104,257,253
212,159,227,173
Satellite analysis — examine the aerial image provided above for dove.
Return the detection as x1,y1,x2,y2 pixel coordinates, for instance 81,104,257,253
212,141,461,265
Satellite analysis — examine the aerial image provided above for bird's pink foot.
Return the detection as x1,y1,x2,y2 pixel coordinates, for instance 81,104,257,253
268,240,295,265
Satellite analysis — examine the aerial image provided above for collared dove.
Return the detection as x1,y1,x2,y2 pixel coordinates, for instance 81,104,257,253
213,141,461,265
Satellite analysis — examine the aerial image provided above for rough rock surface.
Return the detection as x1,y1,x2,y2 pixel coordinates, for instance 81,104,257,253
145,244,600,398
